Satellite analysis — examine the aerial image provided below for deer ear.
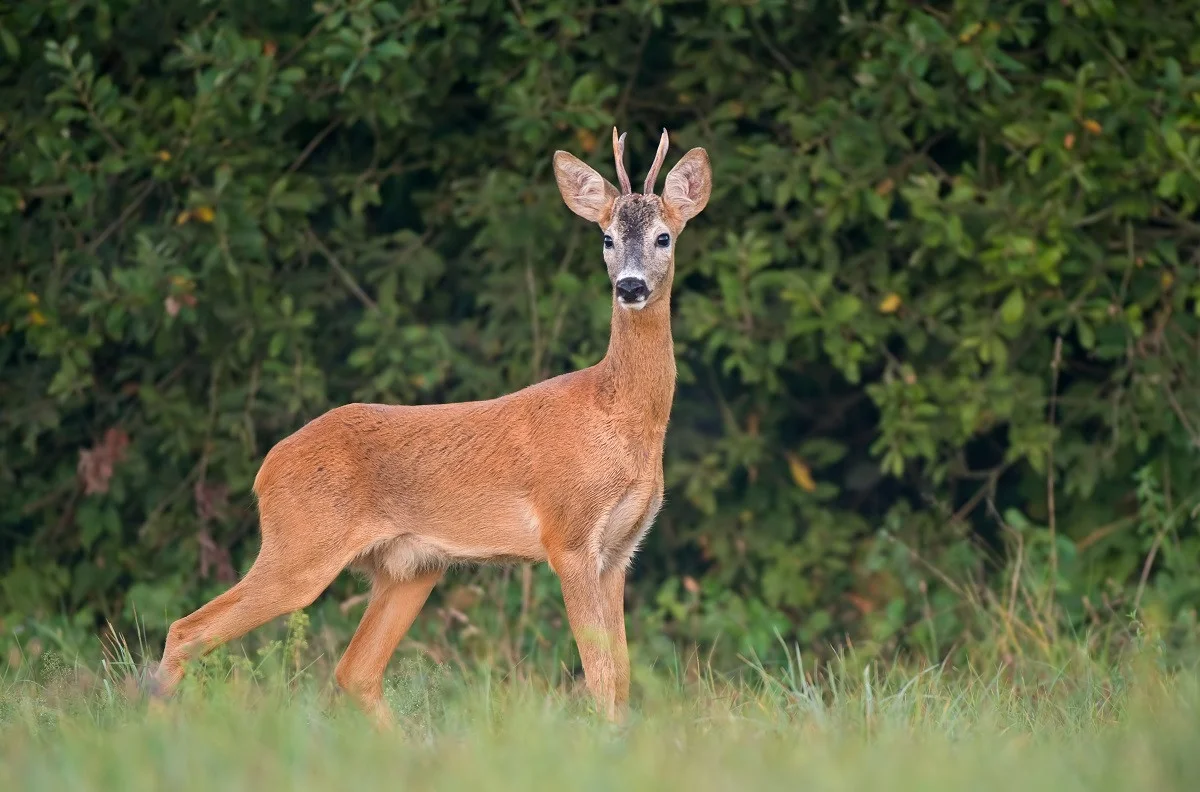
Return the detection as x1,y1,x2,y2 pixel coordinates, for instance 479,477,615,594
552,150,619,224
553,151,618,224
662,147,712,223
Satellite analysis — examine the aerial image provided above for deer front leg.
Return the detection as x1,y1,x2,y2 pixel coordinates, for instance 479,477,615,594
601,565,630,715
550,549,623,721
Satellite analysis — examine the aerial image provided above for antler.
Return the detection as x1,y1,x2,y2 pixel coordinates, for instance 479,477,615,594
612,127,632,194
643,128,670,194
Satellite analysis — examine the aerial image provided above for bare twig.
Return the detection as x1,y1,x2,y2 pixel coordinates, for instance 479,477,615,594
305,229,378,310
1133,531,1165,614
1046,336,1062,618
139,458,205,540
749,14,797,74
526,261,543,381
1007,525,1024,624
285,118,340,175
1161,382,1200,448
277,18,326,68
1075,517,1134,551
519,565,533,636
24,184,75,200
85,181,155,254
339,592,370,615
74,75,125,155
614,26,651,124
883,532,967,598
986,498,1054,649
943,461,1012,528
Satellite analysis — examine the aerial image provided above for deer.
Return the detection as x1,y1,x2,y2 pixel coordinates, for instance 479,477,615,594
149,127,712,725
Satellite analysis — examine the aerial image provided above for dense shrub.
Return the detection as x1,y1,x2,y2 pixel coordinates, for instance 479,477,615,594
2,0,1199,662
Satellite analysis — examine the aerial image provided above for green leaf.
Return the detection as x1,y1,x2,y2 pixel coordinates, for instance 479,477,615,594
1077,319,1095,350
1000,289,1025,324
830,294,862,323
1157,170,1180,198
1164,127,1186,157
0,26,19,59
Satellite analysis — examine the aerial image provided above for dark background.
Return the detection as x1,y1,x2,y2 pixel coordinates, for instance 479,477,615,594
2,0,1199,669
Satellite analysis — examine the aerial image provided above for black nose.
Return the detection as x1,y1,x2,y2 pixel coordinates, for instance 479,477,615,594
615,277,650,302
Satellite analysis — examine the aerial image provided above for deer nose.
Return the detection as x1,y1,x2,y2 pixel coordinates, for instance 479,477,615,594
615,277,650,303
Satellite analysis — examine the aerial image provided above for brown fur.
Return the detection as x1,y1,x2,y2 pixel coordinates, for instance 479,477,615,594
151,131,713,726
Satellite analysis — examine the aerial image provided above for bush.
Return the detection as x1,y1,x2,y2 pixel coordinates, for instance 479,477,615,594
2,0,1199,664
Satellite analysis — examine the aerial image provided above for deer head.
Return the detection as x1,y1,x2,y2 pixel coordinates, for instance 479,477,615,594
553,128,712,310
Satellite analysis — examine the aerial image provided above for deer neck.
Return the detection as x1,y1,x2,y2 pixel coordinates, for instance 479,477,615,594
599,294,676,434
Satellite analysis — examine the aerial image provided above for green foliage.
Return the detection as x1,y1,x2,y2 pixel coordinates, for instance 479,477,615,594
2,0,1200,662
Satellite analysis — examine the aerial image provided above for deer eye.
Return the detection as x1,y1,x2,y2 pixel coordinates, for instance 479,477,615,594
603,235,614,249
656,233,671,248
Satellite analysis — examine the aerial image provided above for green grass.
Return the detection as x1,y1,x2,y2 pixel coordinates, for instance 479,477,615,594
2,620,1198,792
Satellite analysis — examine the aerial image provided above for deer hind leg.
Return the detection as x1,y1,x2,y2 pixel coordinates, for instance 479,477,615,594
151,531,353,697
335,568,441,727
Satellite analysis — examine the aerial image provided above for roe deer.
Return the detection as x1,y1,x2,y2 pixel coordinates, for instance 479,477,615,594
150,127,712,724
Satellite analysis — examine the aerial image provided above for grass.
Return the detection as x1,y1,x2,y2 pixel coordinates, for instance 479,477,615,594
2,615,1198,792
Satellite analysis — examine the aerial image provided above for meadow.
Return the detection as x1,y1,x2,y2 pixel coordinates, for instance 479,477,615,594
3,612,1197,792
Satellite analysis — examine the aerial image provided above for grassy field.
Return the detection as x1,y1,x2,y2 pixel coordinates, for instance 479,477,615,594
2,616,1198,792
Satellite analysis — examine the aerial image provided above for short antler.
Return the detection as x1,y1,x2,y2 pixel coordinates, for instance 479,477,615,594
643,128,670,194
612,127,632,194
